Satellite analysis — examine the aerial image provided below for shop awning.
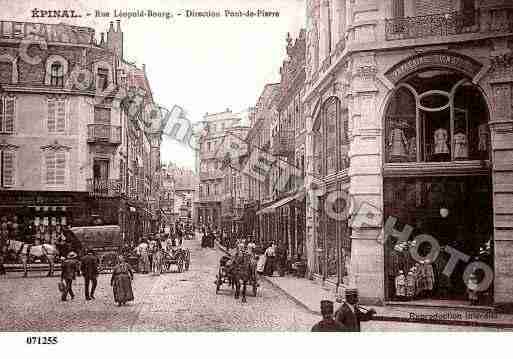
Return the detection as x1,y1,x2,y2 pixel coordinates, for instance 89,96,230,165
256,194,298,215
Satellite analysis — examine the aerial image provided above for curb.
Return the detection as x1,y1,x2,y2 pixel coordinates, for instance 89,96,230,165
213,242,513,329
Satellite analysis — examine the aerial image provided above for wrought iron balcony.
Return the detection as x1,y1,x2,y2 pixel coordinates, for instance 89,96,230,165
86,178,122,198
385,10,481,40
271,129,294,156
199,170,224,181
87,124,122,145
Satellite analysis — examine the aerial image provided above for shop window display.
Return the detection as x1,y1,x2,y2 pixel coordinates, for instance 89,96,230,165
385,71,490,163
384,176,493,303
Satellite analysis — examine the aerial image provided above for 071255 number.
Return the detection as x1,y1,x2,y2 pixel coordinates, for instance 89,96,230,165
26,336,58,345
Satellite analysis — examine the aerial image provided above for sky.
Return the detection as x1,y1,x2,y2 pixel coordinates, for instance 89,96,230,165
2,0,306,170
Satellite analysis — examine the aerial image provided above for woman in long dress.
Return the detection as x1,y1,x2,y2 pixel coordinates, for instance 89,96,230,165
111,255,134,306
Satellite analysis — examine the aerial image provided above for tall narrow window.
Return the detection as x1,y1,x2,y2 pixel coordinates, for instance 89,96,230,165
0,150,16,187
392,0,405,18
45,151,67,186
97,68,109,91
0,96,15,133
50,63,64,87
47,98,66,133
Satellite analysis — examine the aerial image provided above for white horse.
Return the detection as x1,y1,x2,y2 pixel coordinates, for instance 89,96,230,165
6,240,58,277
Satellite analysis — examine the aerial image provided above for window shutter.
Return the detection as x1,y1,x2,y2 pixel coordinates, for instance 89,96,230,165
3,151,15,186
55,151,66,185
45,152,56,185
4,97,15,133
47,100,56,132
0,98,3,132
56,100,66,133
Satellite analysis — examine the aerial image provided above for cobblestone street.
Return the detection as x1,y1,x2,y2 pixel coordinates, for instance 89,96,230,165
0,238,498,331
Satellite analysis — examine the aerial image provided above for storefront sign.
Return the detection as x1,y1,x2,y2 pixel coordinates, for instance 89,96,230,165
0,21,93,44
0,191,87,206
385,52,483,84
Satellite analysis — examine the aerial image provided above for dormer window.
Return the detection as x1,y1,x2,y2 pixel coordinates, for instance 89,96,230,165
97,68,109,91
50,63,64,87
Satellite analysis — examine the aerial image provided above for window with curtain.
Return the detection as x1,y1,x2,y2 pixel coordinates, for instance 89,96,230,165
45,151,67,186
0,96,15,133
0,149,16,187
47,98,66,133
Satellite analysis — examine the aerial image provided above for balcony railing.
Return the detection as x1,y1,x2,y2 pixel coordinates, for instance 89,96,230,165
87,124,122,145
199,170,224,181
385,8,513,41
385,10,481,40
271,129,294,156
86,179,122,198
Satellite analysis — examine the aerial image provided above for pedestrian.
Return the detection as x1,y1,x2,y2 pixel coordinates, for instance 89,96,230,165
264,242,276,276
80,249,99,300
176,225,183,247
111,255,134,306
334,288,376,332
152,241,163,275
0,246,6,275
136,239,150,274
60,251,79,302
311,300,346,332
148,236,156,272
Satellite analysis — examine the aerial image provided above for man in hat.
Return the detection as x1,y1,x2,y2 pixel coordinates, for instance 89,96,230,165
81,249,99,300
334,288,376,332
311,300,346,332
60,252,79,301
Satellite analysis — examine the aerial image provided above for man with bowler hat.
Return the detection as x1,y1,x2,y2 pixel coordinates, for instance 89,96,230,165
81,249,99,300
60,252,79,301
311,300,346,332
334,288,376,332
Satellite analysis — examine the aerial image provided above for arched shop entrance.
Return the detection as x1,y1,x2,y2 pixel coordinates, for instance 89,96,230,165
382,67,494,304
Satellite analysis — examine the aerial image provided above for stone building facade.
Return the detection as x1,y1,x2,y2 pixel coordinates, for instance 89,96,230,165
0,20,161,249
303,0,513,308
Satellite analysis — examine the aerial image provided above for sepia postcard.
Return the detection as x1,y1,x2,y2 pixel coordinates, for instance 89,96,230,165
0,0,513,347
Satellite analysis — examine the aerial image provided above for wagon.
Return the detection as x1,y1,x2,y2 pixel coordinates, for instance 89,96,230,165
70,225,122,273
162,247,191,273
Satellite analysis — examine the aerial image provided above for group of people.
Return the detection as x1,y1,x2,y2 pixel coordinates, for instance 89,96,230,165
59,250,134,306
311,288,377,332
135,231,187,275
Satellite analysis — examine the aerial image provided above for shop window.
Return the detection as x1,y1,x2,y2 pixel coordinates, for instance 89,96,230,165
0,96,15,133
384,176,493,302
47,98,66,133
385,71,489,163
0,149,16,187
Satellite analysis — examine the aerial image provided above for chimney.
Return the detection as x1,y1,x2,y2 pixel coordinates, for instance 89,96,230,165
106,20,123,59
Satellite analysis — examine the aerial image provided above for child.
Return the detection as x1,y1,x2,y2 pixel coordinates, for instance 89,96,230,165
467,272,480,305
395,270,406,301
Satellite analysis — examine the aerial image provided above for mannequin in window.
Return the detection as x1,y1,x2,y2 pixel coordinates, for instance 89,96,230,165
433,128,450,161
408,136,417,162
478,123,489,157
388,122,408,161
453,131,468,159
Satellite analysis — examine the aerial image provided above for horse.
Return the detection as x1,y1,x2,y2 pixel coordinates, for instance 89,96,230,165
229,252,257,303
6,240,58,277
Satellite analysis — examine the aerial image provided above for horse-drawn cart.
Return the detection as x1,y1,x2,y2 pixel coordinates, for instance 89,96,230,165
162,247,191,273
215,253,258,301
70,225,122,273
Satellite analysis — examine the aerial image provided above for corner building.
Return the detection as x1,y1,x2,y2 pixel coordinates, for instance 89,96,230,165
304,0,513,308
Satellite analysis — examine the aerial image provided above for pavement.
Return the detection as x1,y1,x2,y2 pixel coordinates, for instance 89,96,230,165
216,241,513,331
0,236,505,331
